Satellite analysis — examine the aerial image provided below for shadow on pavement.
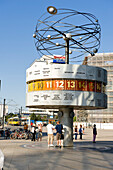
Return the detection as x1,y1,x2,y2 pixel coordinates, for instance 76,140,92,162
73,141,113,153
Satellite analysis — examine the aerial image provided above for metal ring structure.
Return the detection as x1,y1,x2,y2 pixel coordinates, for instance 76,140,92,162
33,7,101,64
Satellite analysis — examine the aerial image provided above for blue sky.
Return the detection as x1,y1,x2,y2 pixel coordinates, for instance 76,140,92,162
0,0,113,113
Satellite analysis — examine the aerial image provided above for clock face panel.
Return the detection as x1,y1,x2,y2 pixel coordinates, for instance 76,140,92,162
27,79,103,93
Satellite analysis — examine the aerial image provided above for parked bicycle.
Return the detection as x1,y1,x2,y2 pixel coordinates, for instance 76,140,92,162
10,128,32,140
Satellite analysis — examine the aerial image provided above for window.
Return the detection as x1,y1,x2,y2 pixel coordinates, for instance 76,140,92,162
108,97,113,102
107,92,113,96
109,103,113,106
108,81,113,85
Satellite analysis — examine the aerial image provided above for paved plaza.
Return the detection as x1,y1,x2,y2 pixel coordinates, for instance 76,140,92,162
1,128,113,170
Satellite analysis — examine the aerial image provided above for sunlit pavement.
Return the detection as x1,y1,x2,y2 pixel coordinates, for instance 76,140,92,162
1,128,113,170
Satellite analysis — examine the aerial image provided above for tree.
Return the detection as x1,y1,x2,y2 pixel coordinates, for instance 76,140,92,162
55,115,58,120
73,116,76,122
35,115,41,121
30,113,36,121
41,115,47,121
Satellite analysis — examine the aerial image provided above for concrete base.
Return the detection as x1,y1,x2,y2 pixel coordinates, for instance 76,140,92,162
59,108,73,147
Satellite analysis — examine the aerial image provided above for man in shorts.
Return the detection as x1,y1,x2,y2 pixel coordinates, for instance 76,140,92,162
55,121,63,147
47,121,54,147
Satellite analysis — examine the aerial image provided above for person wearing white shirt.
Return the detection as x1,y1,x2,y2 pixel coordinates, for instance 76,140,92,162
31,125,36,141
47,121,54,147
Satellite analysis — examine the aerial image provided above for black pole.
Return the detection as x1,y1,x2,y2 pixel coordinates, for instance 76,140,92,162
65,39,69,64
21,106,22,116
3,99,6,129
20,107,22,125
19,109,20,115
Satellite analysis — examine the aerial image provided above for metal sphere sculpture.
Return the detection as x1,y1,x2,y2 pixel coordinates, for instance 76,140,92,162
33,6,101,64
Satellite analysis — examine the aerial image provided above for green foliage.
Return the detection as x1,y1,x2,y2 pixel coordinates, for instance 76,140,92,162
30,113,36,121
73,116,76,122
30,114,47,121
55,115,58,120
41,115,47,121
35,115,41,121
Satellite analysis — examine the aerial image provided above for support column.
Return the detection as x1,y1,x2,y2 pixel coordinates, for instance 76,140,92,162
59,108,73,147
65,39,69,64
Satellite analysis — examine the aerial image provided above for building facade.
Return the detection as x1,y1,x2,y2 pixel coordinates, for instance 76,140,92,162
0,104,8,118
86,52,113,122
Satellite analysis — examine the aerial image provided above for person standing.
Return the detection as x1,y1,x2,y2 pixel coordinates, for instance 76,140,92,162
37,123,43,141
47,121,54,147
31,122,33,127
55,121,63,147
24,123,28,132
74,125,78,140
31,125,36,141
79,124,82,140
35,125,39,141
93,124,97,143
83,124,85,134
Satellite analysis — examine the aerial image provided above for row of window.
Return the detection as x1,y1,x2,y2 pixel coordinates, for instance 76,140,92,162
106,92,113,96
107,72,113,75
107,81,113,85
108,98,113,102
103,66,113,70
106,86,113,90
